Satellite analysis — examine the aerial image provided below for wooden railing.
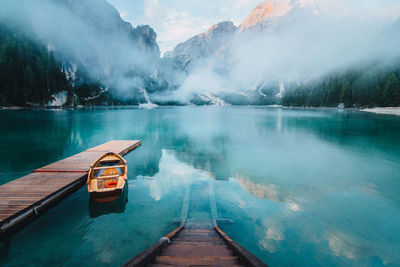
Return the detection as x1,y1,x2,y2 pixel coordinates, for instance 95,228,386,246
122,225,184,267
214,225,268,267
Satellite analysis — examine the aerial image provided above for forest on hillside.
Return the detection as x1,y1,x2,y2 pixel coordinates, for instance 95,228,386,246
0,25,71,106
0,25,114,107
282,62,400,108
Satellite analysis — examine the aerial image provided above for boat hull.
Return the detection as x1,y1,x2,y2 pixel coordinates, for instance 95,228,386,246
90,189,122,203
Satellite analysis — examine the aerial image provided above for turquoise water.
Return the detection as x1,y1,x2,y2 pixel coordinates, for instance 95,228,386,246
0,107,400,266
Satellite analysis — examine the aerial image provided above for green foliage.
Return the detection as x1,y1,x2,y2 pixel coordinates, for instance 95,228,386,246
0,25,72,106
0,24,110,107
283,63,400,107
383,74,400,105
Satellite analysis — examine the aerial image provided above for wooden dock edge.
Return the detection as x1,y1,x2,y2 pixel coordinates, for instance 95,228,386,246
214,225,269,267
0,176,86,237
122,225,184,267
0,140,141,237
118,141,142,156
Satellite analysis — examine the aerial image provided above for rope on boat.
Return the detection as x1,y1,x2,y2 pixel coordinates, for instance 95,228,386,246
160,237,171,244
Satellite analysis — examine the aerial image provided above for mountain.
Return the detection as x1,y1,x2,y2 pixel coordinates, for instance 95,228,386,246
1,0,399,107
0,0,165,106
60,0,160,59
164,0,300,104
165,21,237,71
166,0,302,68
239,0,293,32
166,0,400,107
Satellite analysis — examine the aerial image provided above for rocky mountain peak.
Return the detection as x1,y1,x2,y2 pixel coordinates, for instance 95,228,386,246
239,0,293,32
205,21,237,36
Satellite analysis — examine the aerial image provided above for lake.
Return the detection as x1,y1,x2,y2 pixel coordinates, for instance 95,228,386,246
0,107,399,266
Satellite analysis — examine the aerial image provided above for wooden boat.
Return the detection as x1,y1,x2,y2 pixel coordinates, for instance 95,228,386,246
87,152,127,202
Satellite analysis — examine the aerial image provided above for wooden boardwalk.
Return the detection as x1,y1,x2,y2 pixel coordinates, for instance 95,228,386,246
0,140,141,236
147,225,247,266
123,180,267,267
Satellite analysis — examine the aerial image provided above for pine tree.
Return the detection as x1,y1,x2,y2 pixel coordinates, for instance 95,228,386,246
383,74,400,106
339,78,351,107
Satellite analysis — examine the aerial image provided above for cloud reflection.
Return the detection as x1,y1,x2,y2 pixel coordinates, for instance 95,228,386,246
326,231,365,260
138,149,211,201
236,175,280,202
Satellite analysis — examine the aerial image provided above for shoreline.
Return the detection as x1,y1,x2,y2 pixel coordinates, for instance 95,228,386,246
2,105,400,116
360,107,400,116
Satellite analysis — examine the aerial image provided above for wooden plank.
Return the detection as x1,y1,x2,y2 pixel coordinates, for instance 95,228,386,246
161,247,234,257
154,255,239,265
172,241,226,246
0,140,141,235
122,225,184,267
214,225,268,267
0,173,85,223
148,227,241,266
36,140,140,172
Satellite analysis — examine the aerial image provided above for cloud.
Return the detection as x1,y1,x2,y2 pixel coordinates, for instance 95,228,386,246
143,0,159,20
158,12,210,54
307,0,400,20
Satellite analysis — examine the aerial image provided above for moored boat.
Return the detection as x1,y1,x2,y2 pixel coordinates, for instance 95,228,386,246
87,152,127,202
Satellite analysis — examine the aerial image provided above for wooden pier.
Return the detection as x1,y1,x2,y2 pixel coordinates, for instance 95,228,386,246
0,140,141,236
123,180,268,267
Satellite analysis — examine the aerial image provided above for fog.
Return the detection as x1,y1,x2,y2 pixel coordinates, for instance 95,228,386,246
0,0,399,104
171,0,400,103
0,0,161,100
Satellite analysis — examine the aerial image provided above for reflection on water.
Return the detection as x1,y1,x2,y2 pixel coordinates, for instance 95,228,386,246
0,107,400,266
89,184,129,218
236,176,280,202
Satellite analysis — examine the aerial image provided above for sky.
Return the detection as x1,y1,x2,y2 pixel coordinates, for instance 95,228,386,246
107,0,262,54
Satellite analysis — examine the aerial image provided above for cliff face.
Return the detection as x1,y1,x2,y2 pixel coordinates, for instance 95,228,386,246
165,21,237,71
53,0,164,104
165,0,299,73
61,0,160,59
